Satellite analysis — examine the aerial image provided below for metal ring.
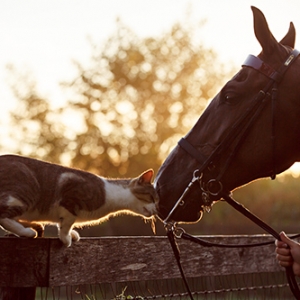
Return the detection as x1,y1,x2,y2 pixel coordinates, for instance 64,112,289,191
174,227,185,239
163,221,176,231
193,169,202,178
206,179,223,196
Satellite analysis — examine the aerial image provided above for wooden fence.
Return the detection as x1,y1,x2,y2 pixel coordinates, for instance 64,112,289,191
0,235,294,299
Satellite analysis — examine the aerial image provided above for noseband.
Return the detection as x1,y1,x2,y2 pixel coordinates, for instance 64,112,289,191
164,49,300,299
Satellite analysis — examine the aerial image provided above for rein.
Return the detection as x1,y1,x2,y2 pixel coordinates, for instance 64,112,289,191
164,49,300,299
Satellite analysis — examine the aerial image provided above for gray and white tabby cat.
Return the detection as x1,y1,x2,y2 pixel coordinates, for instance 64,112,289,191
0,155,157,247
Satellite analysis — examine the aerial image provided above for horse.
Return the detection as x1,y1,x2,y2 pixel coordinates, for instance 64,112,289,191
154,6,300,224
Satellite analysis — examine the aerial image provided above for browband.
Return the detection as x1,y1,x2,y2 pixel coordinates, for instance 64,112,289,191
242,49,300,82
242,55,279,81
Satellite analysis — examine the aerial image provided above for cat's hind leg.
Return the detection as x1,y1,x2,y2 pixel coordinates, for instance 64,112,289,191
19,221,44,237
57,207,80,247
0,195,37,238
0,218,37,238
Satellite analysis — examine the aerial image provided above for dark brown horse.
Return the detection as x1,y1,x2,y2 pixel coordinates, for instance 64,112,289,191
155,6,300,224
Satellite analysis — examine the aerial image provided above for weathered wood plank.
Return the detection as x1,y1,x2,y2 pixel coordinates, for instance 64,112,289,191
177,235,283,278
49,236,177,286
0,235,290,287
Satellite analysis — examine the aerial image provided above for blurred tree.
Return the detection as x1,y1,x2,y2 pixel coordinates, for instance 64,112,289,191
7,20,230,178
6,64,70,164
63,20,231,176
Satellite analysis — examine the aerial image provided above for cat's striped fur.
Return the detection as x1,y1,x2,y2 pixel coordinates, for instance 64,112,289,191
0,155,157,246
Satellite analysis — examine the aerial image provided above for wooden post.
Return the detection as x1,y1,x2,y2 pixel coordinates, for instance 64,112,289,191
0,228,45,300
0,287,36,300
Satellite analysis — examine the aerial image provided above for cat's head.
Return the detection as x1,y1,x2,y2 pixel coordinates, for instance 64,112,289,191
129,169,158,218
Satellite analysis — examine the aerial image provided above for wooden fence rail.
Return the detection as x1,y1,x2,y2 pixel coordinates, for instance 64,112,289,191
0,234,293,299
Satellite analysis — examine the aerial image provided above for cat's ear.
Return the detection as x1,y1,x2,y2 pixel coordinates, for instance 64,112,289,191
138,169,154,184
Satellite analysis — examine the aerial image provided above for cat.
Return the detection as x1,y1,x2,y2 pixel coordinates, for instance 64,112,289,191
0,154,158,247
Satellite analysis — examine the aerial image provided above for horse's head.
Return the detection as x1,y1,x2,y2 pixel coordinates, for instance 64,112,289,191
155,7,300,224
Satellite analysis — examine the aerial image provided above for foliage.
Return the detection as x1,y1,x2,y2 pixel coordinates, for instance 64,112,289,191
6,20,230,177
6,65,70,163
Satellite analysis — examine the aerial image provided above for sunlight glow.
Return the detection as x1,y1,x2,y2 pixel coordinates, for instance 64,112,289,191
1,0,300,176
288,163,300,178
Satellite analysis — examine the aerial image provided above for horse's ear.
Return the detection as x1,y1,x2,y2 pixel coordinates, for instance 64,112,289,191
279,22,296,48
251,6,277,55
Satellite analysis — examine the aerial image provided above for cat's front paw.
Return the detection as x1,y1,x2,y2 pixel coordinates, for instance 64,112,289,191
59,234,72,247
59,230,80,247
71,230,80,242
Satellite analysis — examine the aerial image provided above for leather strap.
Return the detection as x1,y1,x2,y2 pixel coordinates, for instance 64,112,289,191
243,55,280,81
178,138,207,165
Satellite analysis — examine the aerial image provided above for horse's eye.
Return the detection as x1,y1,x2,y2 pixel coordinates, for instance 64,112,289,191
223,94,239,105
220,84,239,105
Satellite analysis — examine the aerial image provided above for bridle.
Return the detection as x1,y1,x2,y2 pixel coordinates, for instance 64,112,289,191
163,48,300,299
164,48,300,224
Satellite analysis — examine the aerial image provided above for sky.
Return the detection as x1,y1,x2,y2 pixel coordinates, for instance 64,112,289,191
1,0,300,173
